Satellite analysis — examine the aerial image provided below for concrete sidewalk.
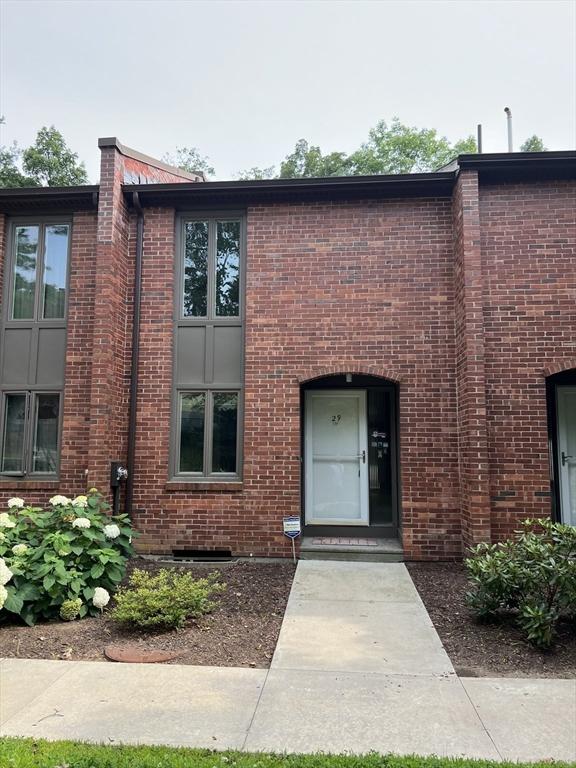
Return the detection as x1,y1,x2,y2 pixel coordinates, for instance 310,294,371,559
1,561,575,762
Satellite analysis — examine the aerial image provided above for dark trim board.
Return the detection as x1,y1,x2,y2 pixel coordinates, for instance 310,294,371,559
546,369,576,522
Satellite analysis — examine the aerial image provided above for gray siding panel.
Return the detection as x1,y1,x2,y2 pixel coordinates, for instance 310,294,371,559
213,325,242,384
36,328,66,387
1,328,32,387
176,326,206,385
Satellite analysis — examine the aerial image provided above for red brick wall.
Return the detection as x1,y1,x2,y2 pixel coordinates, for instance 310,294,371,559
480,180,576,539
2,169,574,560
130,198,462,559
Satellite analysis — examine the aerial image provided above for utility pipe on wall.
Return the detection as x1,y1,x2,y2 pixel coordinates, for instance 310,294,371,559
125,191,144,516
477,124,483,153
504,107,513,152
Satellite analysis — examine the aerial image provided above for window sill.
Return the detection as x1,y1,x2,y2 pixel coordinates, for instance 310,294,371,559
165,481,243,492
0,479,60,490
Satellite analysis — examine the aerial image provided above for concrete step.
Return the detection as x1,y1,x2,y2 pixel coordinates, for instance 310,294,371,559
299,536,403,563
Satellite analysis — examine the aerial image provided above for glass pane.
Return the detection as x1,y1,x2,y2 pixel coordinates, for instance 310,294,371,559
212,392,238,473
12,226,39,319
32,394,59,473
183,221,208,317
43,224,69,319
179,393,205,472
1,394,27,473
216,221,240,316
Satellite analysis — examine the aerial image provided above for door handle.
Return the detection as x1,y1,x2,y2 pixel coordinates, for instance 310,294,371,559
562,452,574,466
357,450,366,464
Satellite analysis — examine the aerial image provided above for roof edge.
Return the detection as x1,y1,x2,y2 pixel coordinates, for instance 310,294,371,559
98,137,205,182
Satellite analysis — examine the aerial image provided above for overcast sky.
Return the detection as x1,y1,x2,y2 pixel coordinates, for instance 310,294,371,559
1,0,575,182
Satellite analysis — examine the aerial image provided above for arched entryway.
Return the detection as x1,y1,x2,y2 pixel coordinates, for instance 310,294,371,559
300,373,400,540
546,367,576,525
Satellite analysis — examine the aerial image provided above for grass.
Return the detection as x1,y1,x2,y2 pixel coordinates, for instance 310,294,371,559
0,738,572,768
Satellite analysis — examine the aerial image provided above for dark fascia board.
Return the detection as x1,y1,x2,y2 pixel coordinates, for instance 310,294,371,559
123,172,456,208
0,185,99,213
457,150,576,183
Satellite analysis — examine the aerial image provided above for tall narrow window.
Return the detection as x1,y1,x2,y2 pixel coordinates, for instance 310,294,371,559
183,222,208,317
42,224,69,319
179,393,205,472
212,392,238,472
32,394,60,473
216,221,240,316
12,226,39,320
1,394,27,473
175,214,243,481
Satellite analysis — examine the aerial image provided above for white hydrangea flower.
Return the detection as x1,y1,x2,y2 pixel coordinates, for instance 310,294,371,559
7,497,24,509
0,558,13,586
72,517,91,529
92,587,110,610
49,495,71,506
72,495,88,509
103,523,120,540
0,584,7,610
0,513,15,529
11,543,28,556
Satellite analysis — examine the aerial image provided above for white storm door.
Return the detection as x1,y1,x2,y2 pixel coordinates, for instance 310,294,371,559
557,386,576,526
305,390,369,526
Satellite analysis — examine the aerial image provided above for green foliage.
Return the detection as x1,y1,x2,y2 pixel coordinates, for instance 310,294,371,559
520,135,547,152
111,568,225,629
0,143,39,187
465,518,576,649
279,139,351,178
59,597,82,621
22,126,88,186
0,490,134,626
0,738,571,768
236,165,277,180
162,146,215,178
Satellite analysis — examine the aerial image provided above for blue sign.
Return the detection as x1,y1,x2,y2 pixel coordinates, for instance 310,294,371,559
283,516,301,539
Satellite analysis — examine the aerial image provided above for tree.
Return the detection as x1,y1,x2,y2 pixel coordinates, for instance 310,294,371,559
22,126,87,186
0,143,39,187
347,118,477,175
162,147,215,178
279,139,351,178
520,135,547,152
236,166,276,181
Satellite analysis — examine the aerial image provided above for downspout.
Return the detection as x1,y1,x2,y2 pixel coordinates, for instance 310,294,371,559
125,191,144,516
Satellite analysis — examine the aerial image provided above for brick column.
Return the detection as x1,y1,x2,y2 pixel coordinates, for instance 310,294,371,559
453,170,491,549
86,145,132,494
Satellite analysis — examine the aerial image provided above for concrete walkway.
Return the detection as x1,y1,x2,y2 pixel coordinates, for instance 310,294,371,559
1,561,575,761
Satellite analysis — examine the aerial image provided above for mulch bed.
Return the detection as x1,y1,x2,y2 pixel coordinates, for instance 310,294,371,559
0,559,296,668
407,562,576,678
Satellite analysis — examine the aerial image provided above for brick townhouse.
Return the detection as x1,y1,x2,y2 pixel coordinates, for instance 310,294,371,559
0,138,574,560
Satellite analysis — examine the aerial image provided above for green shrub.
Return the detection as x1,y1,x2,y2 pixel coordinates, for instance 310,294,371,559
0,490,134,626
110,568,225,629
465,518,576,649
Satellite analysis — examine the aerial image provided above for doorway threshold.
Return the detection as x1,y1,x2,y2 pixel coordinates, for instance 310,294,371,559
300,536,403,563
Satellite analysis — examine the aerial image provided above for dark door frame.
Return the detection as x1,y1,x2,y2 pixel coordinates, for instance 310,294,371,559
547,370,576,523
300,374,400,539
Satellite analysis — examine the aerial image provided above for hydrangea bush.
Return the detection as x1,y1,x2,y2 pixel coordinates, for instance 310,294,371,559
0,490,134,626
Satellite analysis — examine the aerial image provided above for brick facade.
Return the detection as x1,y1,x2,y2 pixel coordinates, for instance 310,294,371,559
0,144,574,560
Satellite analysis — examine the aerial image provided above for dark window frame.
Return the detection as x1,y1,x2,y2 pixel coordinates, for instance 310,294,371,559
0,216,70,481
171,211,245,482
0,389,63,478
5,218,72,325
175,388,242,478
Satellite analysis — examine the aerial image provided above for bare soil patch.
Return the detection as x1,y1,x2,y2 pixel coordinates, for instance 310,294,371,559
407,561,576,678
0,559,296,668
